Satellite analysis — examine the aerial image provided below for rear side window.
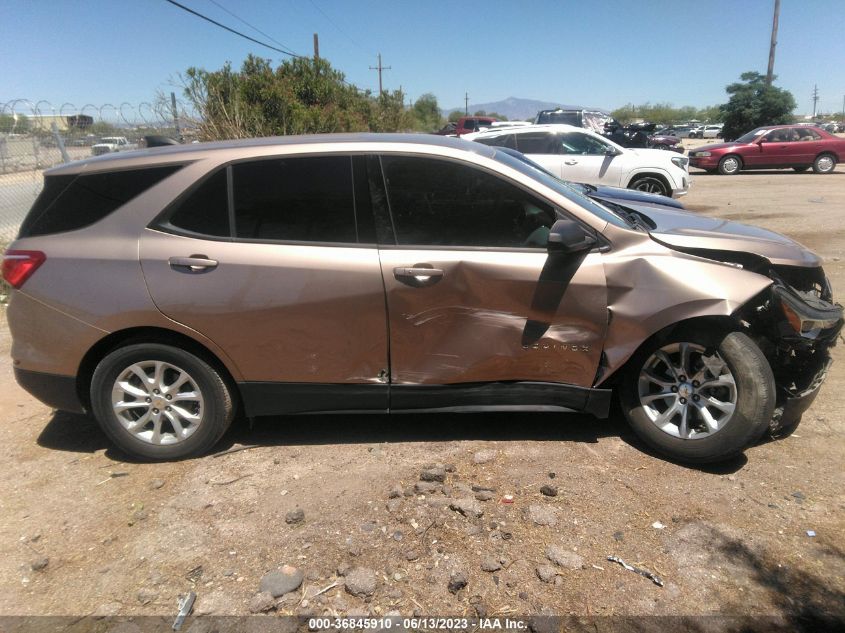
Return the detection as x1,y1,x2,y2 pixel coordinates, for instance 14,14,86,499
19,165,182,238
232,156,357,243
167,169,230,237
516,132,557,154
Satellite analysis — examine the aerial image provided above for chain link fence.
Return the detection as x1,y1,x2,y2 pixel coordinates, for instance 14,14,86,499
0,98,195,245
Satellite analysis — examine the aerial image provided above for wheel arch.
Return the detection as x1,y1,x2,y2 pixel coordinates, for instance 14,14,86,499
598,315,740,388
76,326,241,412
815,150,839,162
626,170,672,193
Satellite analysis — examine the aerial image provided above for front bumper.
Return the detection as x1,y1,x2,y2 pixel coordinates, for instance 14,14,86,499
688,155,720,170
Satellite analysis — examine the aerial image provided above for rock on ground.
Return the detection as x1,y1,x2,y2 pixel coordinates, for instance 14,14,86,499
285,508,305,524
259,565,304,598
472,450,496,464
450,498,484,518
345,567,377,597
420,467,446,482
525,504,559,526
448,571,468,594
546,545,584,569
249,591,276,613
480,556,501,572
536,564,557,583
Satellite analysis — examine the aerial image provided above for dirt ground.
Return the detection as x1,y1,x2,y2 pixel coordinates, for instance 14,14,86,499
0,163,843,631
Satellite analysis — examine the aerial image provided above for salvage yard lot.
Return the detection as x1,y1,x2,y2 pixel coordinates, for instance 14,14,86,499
0,166,843,628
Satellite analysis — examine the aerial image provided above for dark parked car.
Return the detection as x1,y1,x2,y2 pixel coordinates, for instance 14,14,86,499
4,134,841,463
605,123,684,153
688,125,845,174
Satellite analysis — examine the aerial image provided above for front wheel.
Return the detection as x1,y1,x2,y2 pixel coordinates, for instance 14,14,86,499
812,153,837,174
90,343,235,460
718,155,742,175
652,143,669,150
620,328,775,463
629,174,670,196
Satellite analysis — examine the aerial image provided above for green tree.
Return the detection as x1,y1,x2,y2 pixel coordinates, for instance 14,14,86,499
0,113,31,134
447,110,464,123
411,93,443,132
182,54,414,140
719,71,796,141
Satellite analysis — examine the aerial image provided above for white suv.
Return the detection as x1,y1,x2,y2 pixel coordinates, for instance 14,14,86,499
464,124,689,197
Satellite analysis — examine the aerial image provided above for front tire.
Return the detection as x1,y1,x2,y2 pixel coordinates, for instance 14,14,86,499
812,153,837,174
620,328,775,463
90,343,234,460
718,155,742,175
629,174,671,196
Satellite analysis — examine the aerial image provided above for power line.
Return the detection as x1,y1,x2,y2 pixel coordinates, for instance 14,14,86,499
308,0,373,55
163,0,303,58
206,0,297,53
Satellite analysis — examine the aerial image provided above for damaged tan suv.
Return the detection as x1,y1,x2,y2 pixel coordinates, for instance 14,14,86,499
4,134,842,462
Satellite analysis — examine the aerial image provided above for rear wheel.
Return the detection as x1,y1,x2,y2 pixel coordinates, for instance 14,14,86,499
620,328,775,463
90,343,234,460
812,153,836,174
629,174,670,196
718,155,742,175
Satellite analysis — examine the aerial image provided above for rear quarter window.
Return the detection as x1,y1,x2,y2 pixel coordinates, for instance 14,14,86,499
19,165,182,238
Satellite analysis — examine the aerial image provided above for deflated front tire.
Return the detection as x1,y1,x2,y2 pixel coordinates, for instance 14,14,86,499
620,327,776,463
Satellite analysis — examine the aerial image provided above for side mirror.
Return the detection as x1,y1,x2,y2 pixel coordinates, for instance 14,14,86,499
547,219,597,253
605,146,620,156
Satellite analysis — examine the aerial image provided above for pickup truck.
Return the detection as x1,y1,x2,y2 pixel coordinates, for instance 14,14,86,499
91,136,137,156
436,116,499,137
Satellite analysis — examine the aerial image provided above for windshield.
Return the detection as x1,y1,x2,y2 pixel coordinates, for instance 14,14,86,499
492,148,630,229
734,128,769,143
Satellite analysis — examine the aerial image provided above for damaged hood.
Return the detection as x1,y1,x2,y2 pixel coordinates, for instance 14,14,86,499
638,206,822,268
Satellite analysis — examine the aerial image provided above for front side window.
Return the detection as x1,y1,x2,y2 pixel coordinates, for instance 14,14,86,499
764,128,797,142
558,132,612,155
232,156,357,243
380,156,556,248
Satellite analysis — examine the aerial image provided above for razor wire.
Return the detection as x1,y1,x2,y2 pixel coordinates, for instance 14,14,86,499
0,99,197,245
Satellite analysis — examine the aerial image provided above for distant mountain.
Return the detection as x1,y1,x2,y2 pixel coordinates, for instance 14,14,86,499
442,96,607,121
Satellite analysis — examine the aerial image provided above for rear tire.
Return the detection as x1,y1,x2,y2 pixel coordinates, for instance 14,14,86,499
718,155,742,175
90,343,234,461
812,153,836,174
620,327,775,463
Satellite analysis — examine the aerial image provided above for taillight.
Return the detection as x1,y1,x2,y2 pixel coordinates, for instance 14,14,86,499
2,250,46,289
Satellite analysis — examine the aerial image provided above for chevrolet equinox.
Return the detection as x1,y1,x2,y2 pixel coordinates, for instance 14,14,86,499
4,134,842,462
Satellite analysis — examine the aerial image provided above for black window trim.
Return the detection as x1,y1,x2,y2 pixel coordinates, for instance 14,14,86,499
370,151,600,253
150,152,377,248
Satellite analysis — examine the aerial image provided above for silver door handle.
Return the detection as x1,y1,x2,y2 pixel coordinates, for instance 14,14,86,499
394,267,444,278
564,160,578,165
169,256,218,272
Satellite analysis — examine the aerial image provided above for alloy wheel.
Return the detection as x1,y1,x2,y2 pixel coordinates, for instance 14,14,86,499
111,361,205,445
637,342,737,440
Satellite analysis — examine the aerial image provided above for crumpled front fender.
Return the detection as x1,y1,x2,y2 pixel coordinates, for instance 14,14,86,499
596,236,773,385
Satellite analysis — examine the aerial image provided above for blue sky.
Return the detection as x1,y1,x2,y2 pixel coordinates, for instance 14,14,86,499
2,0,844,116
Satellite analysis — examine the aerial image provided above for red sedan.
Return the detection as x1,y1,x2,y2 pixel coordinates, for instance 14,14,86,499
688,125,844,175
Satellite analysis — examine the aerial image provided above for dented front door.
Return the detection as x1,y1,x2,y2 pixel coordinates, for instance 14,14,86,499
379,249,607,387
372,154,607,388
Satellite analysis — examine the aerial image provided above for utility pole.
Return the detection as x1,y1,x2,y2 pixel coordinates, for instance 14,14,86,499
765,0,780,86
811,85,820,119
313,33,319,61
369,53,391,94
170,91,181,141
464,92,469,115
